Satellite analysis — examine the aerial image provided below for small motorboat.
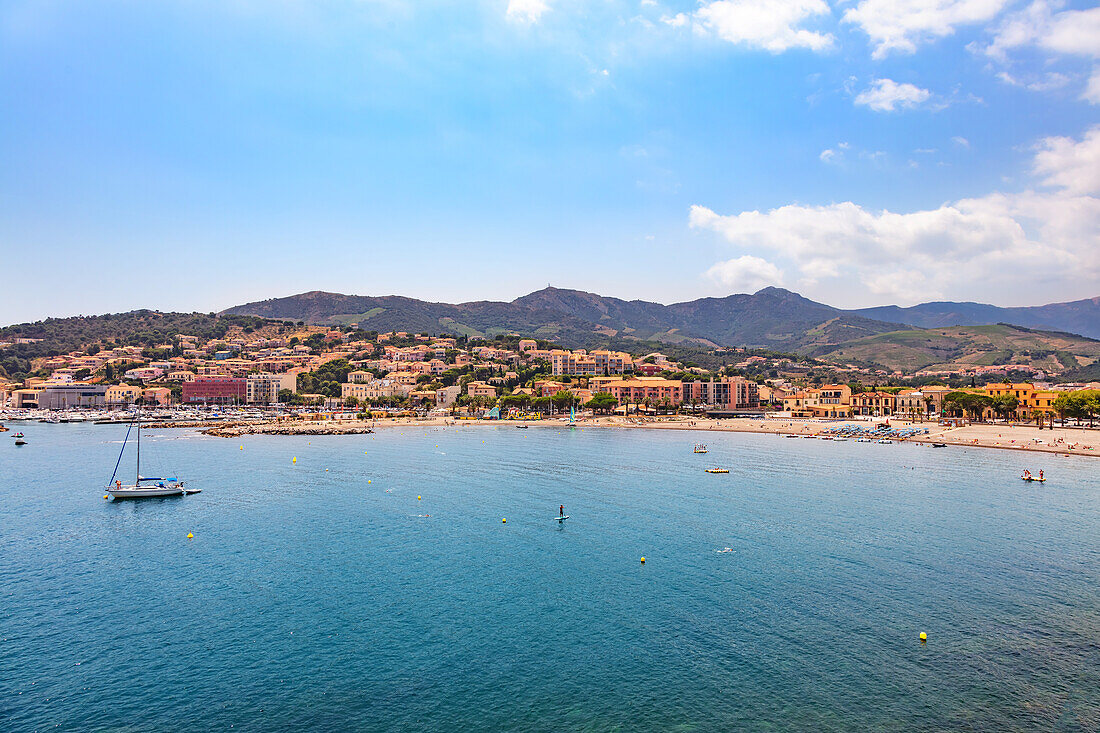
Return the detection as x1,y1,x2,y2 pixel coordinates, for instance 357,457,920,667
1021,475,1046,482
13,432,24,438
932,443,947,448
705,467,729,474
515,424,528,429
15,437,27,446
693,444,708,453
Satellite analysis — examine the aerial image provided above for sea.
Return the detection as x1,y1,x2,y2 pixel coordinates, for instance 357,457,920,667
2,423,1098,731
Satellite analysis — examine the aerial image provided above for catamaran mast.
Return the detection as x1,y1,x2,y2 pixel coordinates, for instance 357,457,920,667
135,417,140,483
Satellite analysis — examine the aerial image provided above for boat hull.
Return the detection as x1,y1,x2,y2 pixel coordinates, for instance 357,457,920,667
108,484,192,498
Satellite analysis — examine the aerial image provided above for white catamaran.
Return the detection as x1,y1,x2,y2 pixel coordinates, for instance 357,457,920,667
106,419,199,499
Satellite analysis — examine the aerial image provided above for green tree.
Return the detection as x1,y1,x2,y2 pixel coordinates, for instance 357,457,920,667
584,393,618,414
551,390,575,413
943,391,994,422
990,394,1020,422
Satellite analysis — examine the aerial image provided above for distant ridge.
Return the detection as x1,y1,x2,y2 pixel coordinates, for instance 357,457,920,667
223,287,1100,346
853,296,1100,339
221,286,902,351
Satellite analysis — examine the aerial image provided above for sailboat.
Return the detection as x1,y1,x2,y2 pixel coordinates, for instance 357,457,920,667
106,419,199,499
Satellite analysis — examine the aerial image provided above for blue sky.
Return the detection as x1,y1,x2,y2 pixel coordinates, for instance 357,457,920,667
2,0,1098,324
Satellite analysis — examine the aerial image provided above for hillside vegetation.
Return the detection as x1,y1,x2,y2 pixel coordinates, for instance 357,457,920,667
0,311,274,379
809,324,1100,373
223,287,899,351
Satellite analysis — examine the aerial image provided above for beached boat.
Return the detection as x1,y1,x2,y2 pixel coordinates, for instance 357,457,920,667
932,443,946,448
106,420,199,499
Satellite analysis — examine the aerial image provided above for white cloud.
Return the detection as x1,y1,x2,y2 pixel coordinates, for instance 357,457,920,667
820,148,837,162
506,0,549,24
1086,68,1100,104
690,0,835,53
706,255,784,292
1032,125,1100,195
952,136,970,147
997,69,1070,91
691,125,1100,305
854,78,932,111
844,0,1009,59
984,1,1100,102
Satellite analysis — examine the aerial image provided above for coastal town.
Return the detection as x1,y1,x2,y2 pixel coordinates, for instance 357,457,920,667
2,322,1098,456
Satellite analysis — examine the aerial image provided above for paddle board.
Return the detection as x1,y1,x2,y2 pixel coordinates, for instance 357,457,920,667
555,515,570,522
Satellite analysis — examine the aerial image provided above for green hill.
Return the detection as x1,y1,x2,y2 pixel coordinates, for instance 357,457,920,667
809,324,1100,374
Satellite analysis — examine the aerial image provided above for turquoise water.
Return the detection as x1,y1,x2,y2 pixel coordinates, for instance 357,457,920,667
2,423,1099,731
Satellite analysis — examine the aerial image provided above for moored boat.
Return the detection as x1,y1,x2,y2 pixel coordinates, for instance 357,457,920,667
106,419,199,499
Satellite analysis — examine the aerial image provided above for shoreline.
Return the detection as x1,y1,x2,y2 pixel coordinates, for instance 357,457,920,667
161,415,1100,458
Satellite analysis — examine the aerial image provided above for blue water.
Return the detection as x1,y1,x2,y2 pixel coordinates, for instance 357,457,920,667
2,424,1099,731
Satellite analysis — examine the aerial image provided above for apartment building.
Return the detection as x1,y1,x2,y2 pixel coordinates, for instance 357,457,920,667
106,384,144,406
551,349,633,376
591,377,683,407
246,373,284,404
851,391,896,417
182,377,247,405
682,377,761,411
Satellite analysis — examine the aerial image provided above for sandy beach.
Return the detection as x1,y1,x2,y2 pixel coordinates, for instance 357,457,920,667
176,414,1100,458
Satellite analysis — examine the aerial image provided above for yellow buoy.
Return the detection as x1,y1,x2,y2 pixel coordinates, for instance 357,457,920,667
240,445,243,450
920,632,927,642
292,457,297,463
640,557,646,564
502,518,507,523
368,480,372,484
103,495,108,499
417,495,421,501
326,468,329,472
187,532,193,539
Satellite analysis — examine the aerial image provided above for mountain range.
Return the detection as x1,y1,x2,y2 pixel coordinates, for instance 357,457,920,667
223,287,1100,348
852,298,1100,339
